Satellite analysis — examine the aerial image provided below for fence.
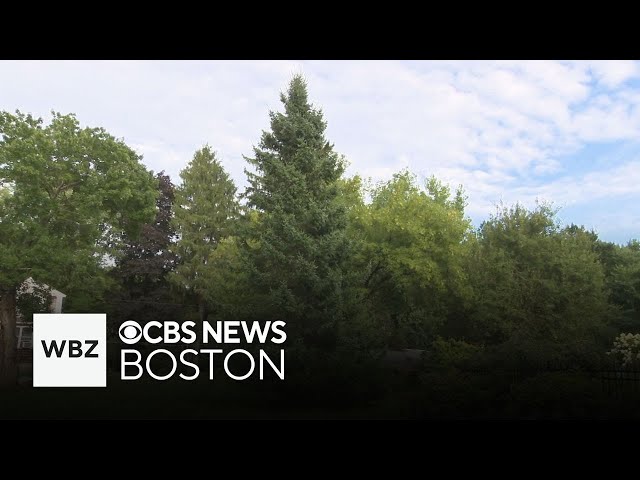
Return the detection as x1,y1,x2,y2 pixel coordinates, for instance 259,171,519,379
448,361,640,399
600,369,640,397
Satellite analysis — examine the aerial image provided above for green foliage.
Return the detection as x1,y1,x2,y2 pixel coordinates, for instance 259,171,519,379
105,172,183,328
171,145,240,317
4,78,640,416
349,169,473,348
242,75,349,349
428,337,484,369
200,235,254,319
16,282,53,322
606,240,640,331
466,202,613,366
607,332,640,368
0,110,157,385
0,110,157,294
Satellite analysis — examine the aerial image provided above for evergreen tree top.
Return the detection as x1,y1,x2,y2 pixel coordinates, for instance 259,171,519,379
243,74,344,215
281,75,317,116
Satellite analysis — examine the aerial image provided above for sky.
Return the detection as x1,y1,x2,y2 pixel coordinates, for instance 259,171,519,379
1,60,639,244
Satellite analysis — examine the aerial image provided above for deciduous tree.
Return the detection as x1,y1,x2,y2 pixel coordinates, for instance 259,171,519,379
0,111,157,385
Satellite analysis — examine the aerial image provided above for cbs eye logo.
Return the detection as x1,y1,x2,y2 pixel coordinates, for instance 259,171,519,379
119,320,142,345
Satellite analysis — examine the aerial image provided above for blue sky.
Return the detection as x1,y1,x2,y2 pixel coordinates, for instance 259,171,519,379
1,60,639,244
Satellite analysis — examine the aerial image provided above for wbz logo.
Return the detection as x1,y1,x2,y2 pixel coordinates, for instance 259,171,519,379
33,313,106,387
41,339,99,358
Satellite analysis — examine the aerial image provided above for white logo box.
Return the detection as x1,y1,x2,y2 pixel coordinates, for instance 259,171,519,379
33,313,107,387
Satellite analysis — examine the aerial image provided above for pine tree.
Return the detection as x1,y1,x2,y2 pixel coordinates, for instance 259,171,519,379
243,74,348,349
171,146,239,327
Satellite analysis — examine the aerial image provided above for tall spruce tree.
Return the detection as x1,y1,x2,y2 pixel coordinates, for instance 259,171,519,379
171,146,239,329
243,74,348,350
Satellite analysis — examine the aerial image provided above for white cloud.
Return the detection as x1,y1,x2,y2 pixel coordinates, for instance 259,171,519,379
1,59,639,242
508,161,640,209
587,60,640,88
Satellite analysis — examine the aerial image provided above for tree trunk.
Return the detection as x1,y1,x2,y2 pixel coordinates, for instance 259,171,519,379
0,286,18,387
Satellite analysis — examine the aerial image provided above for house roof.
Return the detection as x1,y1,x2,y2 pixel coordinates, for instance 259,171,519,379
23,277,66,298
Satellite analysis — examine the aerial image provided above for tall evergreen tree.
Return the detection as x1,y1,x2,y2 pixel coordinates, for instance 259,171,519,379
242,74,348,349
171,146,239,328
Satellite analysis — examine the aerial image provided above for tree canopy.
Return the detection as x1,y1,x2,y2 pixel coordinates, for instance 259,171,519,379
0,110,157,384
3,77,640,419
